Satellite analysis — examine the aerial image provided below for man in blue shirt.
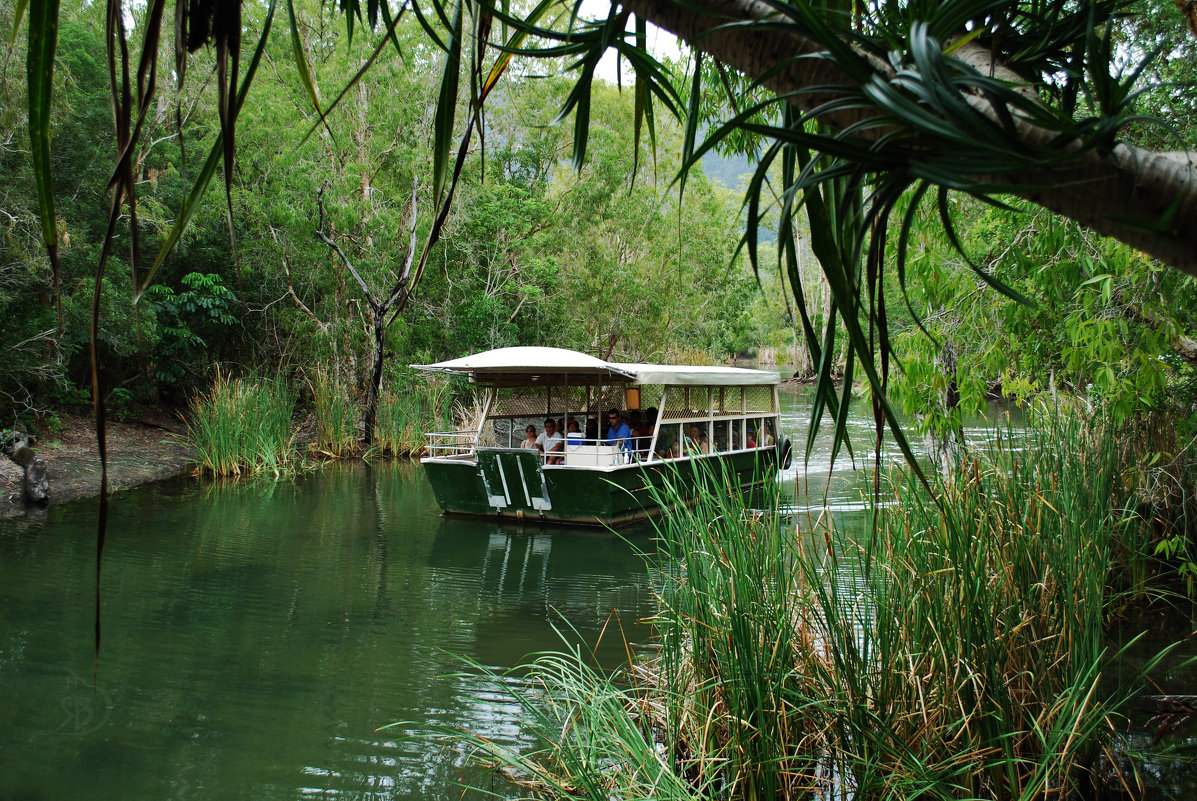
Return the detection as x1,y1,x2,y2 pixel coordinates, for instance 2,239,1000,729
605,409,632,450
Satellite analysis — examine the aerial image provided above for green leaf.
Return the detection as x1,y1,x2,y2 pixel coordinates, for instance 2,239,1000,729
9,0,29,49
433,0,463,201
139,0,278,297
679,50,703,200
287,0,325,121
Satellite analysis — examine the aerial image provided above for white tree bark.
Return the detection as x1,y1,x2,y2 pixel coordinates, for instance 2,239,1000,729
619,0,1197,275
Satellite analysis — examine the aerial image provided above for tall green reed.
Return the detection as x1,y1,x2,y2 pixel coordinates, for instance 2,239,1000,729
457,413,1168,800
308,366,358,458
185,370,295,476
373,374,453,456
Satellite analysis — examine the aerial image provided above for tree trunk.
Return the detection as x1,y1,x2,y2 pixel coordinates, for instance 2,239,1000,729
924,342,965,475
363,315,385,446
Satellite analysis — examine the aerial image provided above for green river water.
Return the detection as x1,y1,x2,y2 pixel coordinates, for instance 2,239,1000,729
1,393,1193,799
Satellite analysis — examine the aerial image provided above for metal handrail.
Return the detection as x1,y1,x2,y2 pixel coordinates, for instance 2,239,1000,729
423,430,481,457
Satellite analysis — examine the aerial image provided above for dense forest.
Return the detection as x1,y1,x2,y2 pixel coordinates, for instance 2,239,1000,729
0,1,784,429
2,0,1195,456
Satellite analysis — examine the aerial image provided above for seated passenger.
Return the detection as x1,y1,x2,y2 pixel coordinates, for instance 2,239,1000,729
656,432,679,459
628,411,648,457
520,425,537,449
536,418,565,464
714,424,728,452
761,420,776,447
685,423,710,455
565,418,584,451
605,408,632,450
636,411,654,453
585,416,599,442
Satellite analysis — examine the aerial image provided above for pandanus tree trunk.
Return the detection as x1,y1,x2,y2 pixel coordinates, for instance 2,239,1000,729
620,0,1197,274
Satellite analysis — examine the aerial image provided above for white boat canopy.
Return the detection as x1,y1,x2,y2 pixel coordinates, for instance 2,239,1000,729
612,362,778,387
413,347,778,387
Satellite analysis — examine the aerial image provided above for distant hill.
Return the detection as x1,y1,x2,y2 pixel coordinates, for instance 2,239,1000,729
700,148,776,243
701,149,752,191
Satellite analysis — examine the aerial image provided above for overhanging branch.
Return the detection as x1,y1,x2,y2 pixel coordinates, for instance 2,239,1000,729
620,0,1197,274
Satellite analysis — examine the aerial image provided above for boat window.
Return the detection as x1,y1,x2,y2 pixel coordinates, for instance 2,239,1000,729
654,423,682,459
712,420,730,452
661,385,718,420
714,387,745,414
683,422,711,456
755,417,777,447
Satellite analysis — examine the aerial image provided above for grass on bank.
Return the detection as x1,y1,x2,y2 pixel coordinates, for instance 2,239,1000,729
186,369,459,471
185,371,295,477
459,414,1172,800
374,376,453,457
308,366,359,459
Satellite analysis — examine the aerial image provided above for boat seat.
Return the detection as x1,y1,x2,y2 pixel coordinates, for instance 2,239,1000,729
564,444,626,467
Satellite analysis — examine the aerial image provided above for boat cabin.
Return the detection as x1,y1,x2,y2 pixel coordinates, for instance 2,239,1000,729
414,347,783,526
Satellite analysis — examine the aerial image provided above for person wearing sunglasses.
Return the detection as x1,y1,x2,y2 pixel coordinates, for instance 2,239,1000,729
520,425,537,450
604,409,632,451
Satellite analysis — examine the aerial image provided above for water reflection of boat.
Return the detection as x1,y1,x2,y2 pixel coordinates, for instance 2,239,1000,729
427,518,657,666
416,347,791,527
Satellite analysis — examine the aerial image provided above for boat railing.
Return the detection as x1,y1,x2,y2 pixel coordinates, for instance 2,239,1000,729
423,430,481,458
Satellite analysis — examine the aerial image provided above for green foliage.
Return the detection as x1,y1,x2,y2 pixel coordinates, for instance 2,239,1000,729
891,200,1197,436
141,273,238,386
185,371,296,477
457,414,1173,798
307,366,359,459
373,372,454,457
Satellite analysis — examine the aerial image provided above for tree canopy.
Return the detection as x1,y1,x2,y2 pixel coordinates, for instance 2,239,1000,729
10,0,1197,462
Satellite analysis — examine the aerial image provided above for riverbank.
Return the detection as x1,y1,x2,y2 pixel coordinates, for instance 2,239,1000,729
2,412,193,516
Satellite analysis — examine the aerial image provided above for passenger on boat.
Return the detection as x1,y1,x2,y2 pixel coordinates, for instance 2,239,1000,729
656,425,681,459
685,423,710,455
585,417,599,442
536,418,565,464
605,409,632,451
628,410,647,458
746,424,758,449
520,425,537,449
635,410,654,457
761,420,776,447
714,422,728,452
565,418,584,447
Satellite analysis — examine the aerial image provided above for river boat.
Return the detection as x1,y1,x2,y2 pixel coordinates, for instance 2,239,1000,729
414,347,790,527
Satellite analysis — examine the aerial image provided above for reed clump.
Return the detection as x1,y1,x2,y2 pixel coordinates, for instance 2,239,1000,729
185,371,296,476
308,366,359,458
464,415,1167,799
373,375,453,456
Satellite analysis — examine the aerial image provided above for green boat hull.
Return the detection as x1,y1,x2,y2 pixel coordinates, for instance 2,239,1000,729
421,448,776,527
